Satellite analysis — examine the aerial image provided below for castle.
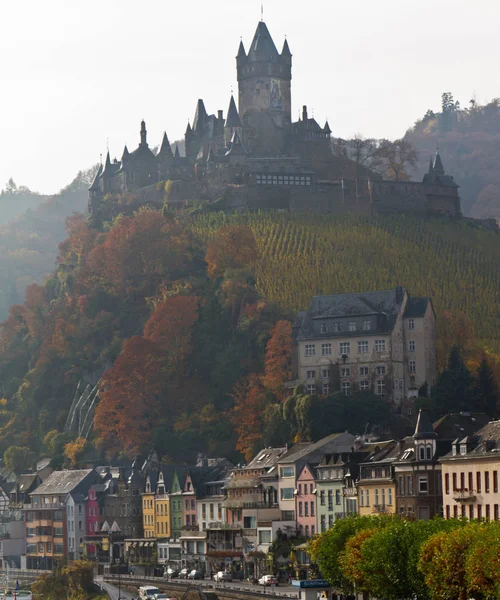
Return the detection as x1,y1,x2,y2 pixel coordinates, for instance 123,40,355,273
89,20,460,218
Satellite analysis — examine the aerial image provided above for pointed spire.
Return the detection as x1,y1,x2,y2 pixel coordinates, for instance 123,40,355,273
121,145,130,162
428,156,434,174
159,132,173,157
281,38,292,57
140,120,148,146
248,21,279,61
185,122,192,136
174,144,181,159
324,120,332,135
225,95,243,128
237,39,247,59
433,149,444,175
413,409,437,440
103,151,112,173
193,99,208,133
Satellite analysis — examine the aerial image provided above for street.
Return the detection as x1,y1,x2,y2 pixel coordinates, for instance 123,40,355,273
98,578,137,600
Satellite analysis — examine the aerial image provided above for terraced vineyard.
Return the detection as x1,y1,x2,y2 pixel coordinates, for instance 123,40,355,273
193,212,500,342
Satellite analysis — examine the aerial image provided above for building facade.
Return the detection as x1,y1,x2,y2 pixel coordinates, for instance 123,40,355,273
357,442,398,516
293,287,437,408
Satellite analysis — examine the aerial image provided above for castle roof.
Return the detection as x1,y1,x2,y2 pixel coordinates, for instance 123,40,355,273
226,130,246,156
121,145,130,162
422,150,458,188
225,95,242,129
248,21,279,61
158,132,173,157
237,40,246,58
193,99,208,133
281,38,292,57
89,163,103,191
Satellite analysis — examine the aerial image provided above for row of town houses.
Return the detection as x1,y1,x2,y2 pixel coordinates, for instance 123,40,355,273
0,410,499,573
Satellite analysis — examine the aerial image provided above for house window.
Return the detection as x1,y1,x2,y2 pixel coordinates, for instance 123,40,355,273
322,383,331,395
307,384,316,394
341,368,351,378
409,360,416,373
321,343,332,356
320,491,325,506
321,368,331,379
280,487,294,500
419,445,426,460
366,490,370,506
348,322,356,332
360,491,364,507
408,319,415,330
259,530,272,544
359,380,370,391
320,515,326,532
426,445,433,460
334,322,342,332
335,490,341,505
376,365,386,376
305,344,316,357
305,525,309,538
407,476,413,495
358,341,369,354
306,370,316,380
280,466,294,478
341,381,351,396
388,488,393,506
375,489,379,505
363,320,371,331
320,323,328,333
477,472,482,493
359,366,369,376
494,471,498,493
311,502,315,516
298,502,303,516
328,515,334,528
419,476,428,494
445,473,450,495
339,342,350,355
375,340,386,352
376,381,386,396
304,502,309,516
327,490,333,510
408,341,416,352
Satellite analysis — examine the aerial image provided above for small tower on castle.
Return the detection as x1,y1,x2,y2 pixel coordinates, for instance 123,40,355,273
237,21,292,129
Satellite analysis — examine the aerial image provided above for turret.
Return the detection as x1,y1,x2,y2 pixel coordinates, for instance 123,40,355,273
192,99,208,135
413,408,437,461
140,120,148,147
121,145,130,164
432,149,444,175
158,132,173,158
224,94,243,146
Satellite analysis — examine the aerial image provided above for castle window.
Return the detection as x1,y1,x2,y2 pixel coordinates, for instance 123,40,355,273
321,368,331,379
322,383,331,396
321,343,332,356
376,381,386,396
358,341,369,354
376,365,386,376
375,340,386,352
408,319,415,330
359,366,369,376
305,344,316,357
341,381,351,396
339,342,350,355
408,341,416,352
409,360,416,373
306,370,316,380
320,323,328,333
306,384,316,394
334,322,342,332
360,380,370,391
348,321,356,332
363,320,371,331
341,368,351,378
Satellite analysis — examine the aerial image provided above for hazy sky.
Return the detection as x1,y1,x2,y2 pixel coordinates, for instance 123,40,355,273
1,0,499,193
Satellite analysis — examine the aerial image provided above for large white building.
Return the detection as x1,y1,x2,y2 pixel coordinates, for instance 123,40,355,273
293,286,437,408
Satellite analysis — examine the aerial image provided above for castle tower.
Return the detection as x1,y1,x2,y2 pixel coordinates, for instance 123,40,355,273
224,94,243,146
237,22,292,129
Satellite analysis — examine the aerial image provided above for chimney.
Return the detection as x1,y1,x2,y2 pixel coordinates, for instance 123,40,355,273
218,110,224,122
302,105,308,121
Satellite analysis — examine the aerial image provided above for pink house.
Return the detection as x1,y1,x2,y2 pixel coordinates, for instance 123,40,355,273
183,473,197,528
86,483,106,555
296,464,317,538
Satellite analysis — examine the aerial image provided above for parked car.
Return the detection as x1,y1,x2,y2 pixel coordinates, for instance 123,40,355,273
154,595,177,600
164,568,179,579
213,571,232,582
178,568,190,579
258,575,278,586
188,569,204,580
139,586,161,599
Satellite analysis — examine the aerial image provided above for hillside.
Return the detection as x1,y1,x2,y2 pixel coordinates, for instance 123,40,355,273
406,95,500,219
0,167,97,320
0,204,498,468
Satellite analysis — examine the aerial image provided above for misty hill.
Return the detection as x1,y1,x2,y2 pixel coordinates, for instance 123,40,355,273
0,166,97,320
406,94,500,219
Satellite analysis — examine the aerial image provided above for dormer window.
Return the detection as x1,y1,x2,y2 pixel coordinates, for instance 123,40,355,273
460,444,467,456
418,445,426,461
426,445,433,460
334,322,342,332
320,323,328,334
452,445,457,456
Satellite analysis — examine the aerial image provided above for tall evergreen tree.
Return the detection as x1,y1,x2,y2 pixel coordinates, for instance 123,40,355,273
433,346,475,414
475,355,499,418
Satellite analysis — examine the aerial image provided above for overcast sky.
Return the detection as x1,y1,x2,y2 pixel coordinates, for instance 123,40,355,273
1,0,498,193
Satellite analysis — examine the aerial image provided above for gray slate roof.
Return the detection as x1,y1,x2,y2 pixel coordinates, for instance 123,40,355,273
247,447,288,469
30,469,94,496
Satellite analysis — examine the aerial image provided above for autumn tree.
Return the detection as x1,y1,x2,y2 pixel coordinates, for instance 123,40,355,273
205,225,258,279
377,138,418,180
339,528,377,592
465,522,500,599
94,336,164,456
231,374,268,461
262,320,293,400
64,437,88,467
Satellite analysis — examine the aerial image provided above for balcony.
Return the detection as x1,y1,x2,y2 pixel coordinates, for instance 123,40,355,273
207,522,242,530
453,489,476,502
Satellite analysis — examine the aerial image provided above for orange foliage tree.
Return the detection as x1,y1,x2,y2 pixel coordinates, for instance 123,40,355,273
85,210,197,297
231,374,267,461
94,336,165,456
205,225,258,279
262,320,293,400
64,437,87,467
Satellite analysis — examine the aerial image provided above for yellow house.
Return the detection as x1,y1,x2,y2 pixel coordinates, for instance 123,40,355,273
357,441,398,516
154,469,172,538
143,474,156,539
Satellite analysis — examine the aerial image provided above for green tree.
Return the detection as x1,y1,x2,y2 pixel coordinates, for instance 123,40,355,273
433,346,475,414
3,445,32,472
475,354,499,418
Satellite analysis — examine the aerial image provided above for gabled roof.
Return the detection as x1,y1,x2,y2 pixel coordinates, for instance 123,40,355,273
295,287,406,341
441,420,500,460
30,469,95,496
247,21,279,61
279,432,356,465
404,297,431,319
433,412,489,441
247,447,287,469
